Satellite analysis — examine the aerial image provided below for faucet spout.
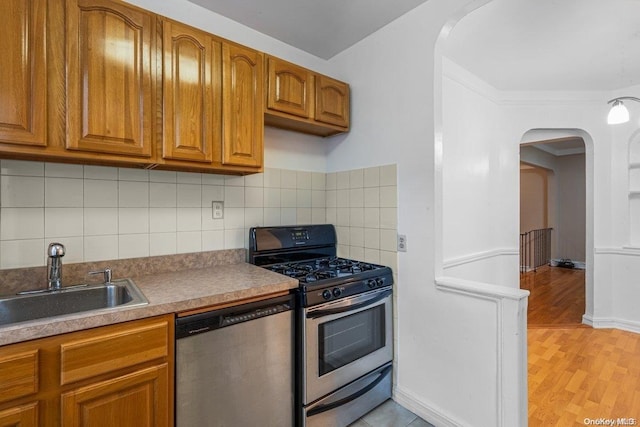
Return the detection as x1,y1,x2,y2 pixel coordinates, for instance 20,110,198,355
47,243,65,290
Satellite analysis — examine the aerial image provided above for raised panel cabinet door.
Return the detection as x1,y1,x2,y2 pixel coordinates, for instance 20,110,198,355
0,403,38,427
266,56,312,118
315,75,350,128
66,0,154,157
222,43,263,168
0,0,47,147
162,20,222,163
61,364,169,427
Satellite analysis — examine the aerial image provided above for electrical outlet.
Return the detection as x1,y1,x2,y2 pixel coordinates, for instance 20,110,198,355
397,234,407,252
212,201,224,219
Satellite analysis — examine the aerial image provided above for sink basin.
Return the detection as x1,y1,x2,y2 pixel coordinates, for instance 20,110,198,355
0,279,148,326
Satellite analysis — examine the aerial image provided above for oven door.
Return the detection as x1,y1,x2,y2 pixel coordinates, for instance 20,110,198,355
303,287,393,404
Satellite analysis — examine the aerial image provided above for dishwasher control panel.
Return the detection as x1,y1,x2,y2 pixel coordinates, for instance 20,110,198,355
176,294,294,339
221,303,290,326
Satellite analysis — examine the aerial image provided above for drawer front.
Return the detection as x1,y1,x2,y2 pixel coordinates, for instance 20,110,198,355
0,350,38,403
60,318,169,385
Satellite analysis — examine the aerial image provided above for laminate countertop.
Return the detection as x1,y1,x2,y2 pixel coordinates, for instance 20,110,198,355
0,262,298,346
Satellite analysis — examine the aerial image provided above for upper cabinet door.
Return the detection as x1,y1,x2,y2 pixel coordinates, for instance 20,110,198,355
315,75,350,128
162,20,221,163
266,56,312,119
0,0,47,147
222,43,263,168
66,0,154,157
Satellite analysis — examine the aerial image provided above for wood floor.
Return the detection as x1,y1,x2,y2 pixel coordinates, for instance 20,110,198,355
521,265,585,327
523,266,640,425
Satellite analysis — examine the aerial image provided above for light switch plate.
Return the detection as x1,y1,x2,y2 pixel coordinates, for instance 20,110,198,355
397,234,407,252
212,201,224,219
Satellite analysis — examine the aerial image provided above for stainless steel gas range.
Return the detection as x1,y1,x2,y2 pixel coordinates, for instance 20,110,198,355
249,224,393,427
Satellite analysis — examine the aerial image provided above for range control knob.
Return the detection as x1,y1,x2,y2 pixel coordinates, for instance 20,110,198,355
367,279,376,289
322,290,332,300
332,287,342,298
376,278,385,287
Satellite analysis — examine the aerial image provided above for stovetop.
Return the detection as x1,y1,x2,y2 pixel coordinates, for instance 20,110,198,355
265,256,393,306
249,225,393,306
266,257,385,284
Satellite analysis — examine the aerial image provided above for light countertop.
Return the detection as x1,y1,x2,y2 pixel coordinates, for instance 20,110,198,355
0,262,297,346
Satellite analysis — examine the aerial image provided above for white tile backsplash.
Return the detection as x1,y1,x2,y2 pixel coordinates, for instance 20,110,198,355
224,186,245,208
1,208,44,240
280,170,297,189
119,208,150,234
177,208,201,232
296,171,312,189
150,183,177,208
296,190,312,208
45,208,83,238
1,160,44,177
177,184,202,208
84,208,118,236
2,176,44,207
1,239,45,269
177,231,202,253
119,181,149,208
85,180,118,208
118,168,149,182
0,163,397,269
118,234,149,259
84,235,118,262
150,208,177,233
46,178,84,208
149,232,177,256
45,163,83,178
177,172,202,185
149,170,177,183
84,165,118,180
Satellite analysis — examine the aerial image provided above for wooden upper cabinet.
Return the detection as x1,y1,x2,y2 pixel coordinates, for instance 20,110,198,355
315,74,350,128
264,55,350,137
266,56,313,119
222,43,263,168
162,20,222,164
65,0,154,158
0,0,47,147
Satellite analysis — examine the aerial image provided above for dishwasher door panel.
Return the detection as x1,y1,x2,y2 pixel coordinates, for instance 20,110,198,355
176,309,294,427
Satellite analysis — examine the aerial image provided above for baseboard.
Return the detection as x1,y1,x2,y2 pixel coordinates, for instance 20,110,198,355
393,386,464,427
583,314,640,334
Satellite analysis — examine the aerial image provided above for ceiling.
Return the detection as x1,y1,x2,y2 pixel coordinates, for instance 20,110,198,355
444,0,640,91
187,0,428,59
526,138,586,157
186,0,640,90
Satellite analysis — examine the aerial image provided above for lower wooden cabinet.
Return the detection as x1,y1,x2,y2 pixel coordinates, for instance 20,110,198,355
62,364,169,427
0,315,174,427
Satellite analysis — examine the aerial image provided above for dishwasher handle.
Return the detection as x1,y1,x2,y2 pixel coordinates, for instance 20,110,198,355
176,294,293,339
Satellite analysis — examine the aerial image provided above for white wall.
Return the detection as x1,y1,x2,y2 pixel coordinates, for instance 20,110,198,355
327,1,528,426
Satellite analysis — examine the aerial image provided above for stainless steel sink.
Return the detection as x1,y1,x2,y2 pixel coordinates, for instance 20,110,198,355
0,279,148,326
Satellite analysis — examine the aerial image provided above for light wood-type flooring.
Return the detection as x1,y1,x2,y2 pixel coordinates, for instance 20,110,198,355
523,266,640,426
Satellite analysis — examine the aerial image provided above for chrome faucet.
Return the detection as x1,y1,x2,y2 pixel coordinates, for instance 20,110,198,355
47,243,65,290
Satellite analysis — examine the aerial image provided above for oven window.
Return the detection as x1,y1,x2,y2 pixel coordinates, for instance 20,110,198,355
318,305,385,376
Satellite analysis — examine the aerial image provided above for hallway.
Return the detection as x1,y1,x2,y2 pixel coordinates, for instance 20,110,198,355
524,267,640,425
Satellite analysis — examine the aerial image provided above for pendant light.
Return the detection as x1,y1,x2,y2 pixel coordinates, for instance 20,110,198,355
607,96,640,124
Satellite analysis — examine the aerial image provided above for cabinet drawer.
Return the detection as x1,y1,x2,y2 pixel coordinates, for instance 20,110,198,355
60,318,169,385
0,350,39,403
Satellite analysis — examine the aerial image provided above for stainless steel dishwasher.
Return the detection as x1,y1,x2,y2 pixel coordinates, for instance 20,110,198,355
175,294,294,427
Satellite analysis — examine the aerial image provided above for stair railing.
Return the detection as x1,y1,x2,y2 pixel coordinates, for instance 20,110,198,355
519,228,552,273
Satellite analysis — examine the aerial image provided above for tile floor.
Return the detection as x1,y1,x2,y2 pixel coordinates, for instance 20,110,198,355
350,399,435,427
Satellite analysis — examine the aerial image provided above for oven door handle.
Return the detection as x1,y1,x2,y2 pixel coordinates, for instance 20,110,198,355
306,289,391,319
307,364,392,417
